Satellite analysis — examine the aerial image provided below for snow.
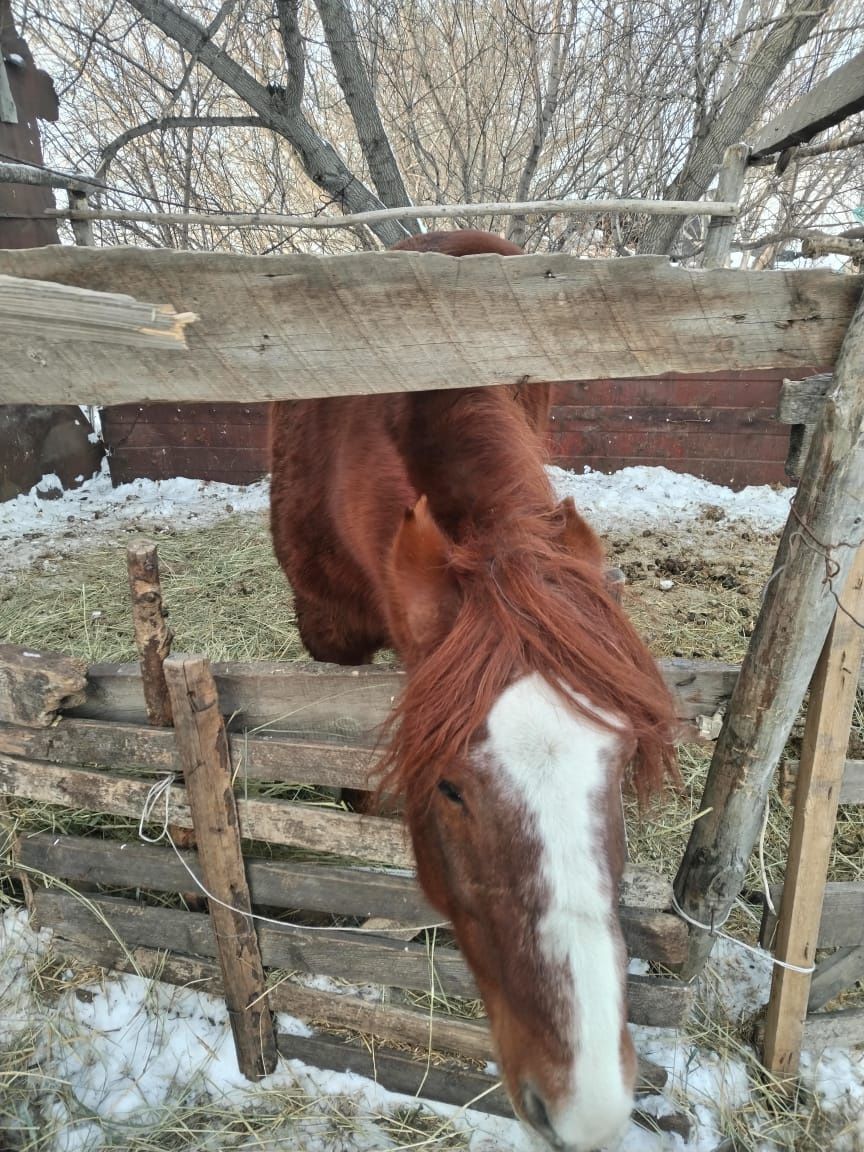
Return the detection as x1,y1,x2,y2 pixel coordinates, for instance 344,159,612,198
0,461,791,581
2,905,862,1152
548,465,793,534
0,459,269,577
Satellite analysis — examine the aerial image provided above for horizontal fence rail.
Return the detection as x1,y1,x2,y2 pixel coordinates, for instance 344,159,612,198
0,247,859,405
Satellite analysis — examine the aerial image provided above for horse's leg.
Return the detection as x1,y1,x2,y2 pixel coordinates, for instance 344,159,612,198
293,591,386,667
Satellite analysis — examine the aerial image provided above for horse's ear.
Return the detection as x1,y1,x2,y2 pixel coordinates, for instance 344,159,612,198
556,496,605,568
387,496,459,661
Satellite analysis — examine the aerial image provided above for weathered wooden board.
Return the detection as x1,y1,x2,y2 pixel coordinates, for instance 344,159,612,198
808,947,864,1012
778,373,833,424
274,1033,691,1139
64,656,738,732
34,889,694,1026
15,833,685,963
780,758,864,806
762,547,864,1077
0,247,859,405
47,926,670,1093
163,655,277,1078
0,645,87,727
751,49,864,158
71,660,404,738
0,717,379,789
0,273,195,349
0,756,410,867
801,1007,864,1051
762,882,864,950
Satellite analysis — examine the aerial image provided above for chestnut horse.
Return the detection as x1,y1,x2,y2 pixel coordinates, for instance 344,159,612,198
270,230,676,1152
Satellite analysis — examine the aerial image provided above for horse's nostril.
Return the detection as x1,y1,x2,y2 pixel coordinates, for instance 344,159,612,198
521,1086,563,1149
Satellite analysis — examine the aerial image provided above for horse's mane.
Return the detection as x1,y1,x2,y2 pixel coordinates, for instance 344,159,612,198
378,502,679,814
375,229,677,813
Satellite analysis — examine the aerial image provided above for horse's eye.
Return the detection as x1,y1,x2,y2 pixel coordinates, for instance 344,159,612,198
437,779,464,805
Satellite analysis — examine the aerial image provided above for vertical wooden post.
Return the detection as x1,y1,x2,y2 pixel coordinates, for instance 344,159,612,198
127,542,201,907
127,543,174,726
762,545,864,1076
673,284,864,979
164,655,278,1080
703,143,749,269
67,188,95,246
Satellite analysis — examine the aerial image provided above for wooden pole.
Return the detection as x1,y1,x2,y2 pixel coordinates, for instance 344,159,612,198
126,543,200,905
67,189,95,247
126,543,174,727
703,144,749,269
163,655,278,1080
52,194,741,233
762,545,864,1075
673,283,864,979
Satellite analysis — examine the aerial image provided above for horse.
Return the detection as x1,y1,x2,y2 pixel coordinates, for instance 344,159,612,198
269,229,677,1152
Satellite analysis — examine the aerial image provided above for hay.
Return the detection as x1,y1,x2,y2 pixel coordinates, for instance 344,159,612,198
0,514,302,664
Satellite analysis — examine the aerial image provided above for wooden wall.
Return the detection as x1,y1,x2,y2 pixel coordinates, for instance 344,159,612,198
101,367,814,490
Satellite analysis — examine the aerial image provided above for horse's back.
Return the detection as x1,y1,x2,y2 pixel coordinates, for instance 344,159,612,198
269,229,552,659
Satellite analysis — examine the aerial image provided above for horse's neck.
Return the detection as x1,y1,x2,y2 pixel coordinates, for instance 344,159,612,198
400,388,553,540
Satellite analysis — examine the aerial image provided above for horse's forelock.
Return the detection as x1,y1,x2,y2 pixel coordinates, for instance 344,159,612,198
376,520,678,811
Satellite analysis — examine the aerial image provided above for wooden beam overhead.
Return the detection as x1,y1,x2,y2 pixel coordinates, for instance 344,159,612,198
751,49,864,158
0,246,859,406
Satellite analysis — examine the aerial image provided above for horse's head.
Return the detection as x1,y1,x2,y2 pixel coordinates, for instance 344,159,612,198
381,497,661,1152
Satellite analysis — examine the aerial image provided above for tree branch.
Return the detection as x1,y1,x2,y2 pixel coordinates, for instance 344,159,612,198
637,0,831,255
96,115,264,184
124,0,407,245
312,0,416,229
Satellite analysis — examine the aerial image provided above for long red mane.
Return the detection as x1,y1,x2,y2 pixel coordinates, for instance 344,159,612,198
377,387,678,811
380,515,678,812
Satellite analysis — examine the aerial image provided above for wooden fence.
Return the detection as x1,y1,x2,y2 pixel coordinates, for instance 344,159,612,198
1,634,714,1135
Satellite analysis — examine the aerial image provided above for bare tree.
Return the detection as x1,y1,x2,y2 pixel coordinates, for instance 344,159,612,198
21,0,863,261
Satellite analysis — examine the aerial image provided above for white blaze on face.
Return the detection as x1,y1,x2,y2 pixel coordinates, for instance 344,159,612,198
482,673,632,1152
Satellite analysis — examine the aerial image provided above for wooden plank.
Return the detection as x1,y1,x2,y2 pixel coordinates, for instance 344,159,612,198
0,644,87,727
0,756,411,868
68,660,406,737
16,833,433,922
15,832,671,915
801,1007,864,1051
0,247,859,405
126,543,174,727
14,832,684,962
552,404,786,433
673,284,864,980
777,374,833,424
162,656,277,1079
274,1033,692,1138
751,49,864,159
0,718,379,790
703,144,749,270
0,273,196,349
779,759,864,806
762,882,864,950
33,889,694,1026
64,656,740,731
808,947,864,1012
44,935,667,1095
126,545,200,905
763,546,864,1076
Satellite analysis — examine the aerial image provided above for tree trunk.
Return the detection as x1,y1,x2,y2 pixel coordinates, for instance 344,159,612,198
637,0,830,256
127,0,408,246
313,0,416,231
